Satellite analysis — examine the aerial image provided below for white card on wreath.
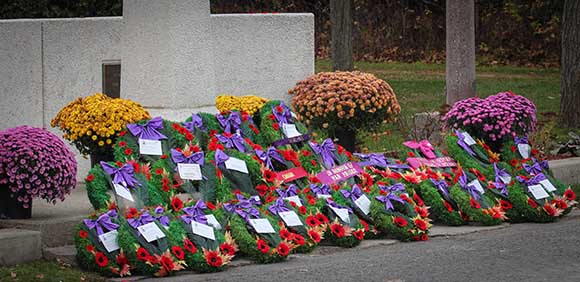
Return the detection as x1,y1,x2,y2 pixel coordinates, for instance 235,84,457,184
139,139,163,156
98,230,120,253
329,206,350,223
499,174,512,185
317,194,332,200
225,157,249,174
462,132,477,146
468,179,485,194
278,211,303,227
284,195,302,207
354,195,371,215
282,124,301,138
178,163,202,180
113,183,134,202
249,218,276,234
206,215,222,230
137,222,166,243
517,144,531,159
539,179,557,192
191,221,215,240
528,184,549,200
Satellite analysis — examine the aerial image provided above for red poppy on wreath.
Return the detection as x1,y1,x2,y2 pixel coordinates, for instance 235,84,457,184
94,252,109,268
308,198,317,205
407,151,415,157
263,170,277,183
86,174,95,182
171,246,185,260
116,252,129,266
256,239,270,254
137,247,151,261
206,201,216,210
564,188,576,201
316,213,329,223
119,130,127,137
126,207,139,219
204,250,223,267
470,198,481,209
279,229,293,240
124,148,133,155
171,197,184,212
527,198,538,208
413,192,424,206
183,238,197,254
85,244,95,253
302,150,312,157
78,230,89,238
359,219,369,231
415,206,429,218
298,206,307,215
115,161,123,167
509,159,518,167
220,243,236,256
352,229,365,241
293,234,306,246
118,141,127,147
256,184,269,196
414,218,428,231
185,133,194,141
510,145,517,153
399,193,411,203
276,242,290,257
393,216,408,227
272,123,280,131
543,203,557,217
330,223,345,238
310,159,318,166
420,234,429,241
281,149,298,161
552,199,568,210
308,230,321,243
443,200,454,213
160,255,175,272
155,168,164,175
499,199,513,210
531,149,538,156
412,235,420,241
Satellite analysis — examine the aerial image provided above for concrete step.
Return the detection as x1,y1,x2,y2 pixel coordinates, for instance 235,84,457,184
548,157,580,185
0,228,42,265
43,245,77,266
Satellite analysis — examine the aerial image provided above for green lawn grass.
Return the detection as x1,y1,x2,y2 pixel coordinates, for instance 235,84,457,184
0,260,105,282
314,59,571,153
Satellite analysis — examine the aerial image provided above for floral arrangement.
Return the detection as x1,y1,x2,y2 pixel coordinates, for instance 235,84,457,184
216,95,269,116
289,71,400,134
258,100,310,148
0,126,77,208
443,91,537,150
51,93,150,155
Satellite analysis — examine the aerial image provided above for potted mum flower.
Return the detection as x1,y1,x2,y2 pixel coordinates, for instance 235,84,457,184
51,93,150,166
289,71,401,152
0,126,77,219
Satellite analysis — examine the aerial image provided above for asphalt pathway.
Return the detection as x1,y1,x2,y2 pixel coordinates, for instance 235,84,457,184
144,216,580,282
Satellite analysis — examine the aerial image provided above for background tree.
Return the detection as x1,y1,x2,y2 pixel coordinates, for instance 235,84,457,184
560,0,580,128
330,0,353,71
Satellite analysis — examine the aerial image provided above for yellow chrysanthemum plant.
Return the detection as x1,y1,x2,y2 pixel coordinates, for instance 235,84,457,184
216,95,269,116
51,93,151,157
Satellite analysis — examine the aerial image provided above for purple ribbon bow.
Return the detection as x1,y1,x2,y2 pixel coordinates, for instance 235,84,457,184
216,112,242,134
459,172,481,200
340,184,364,202
326,199,353,214
494,181,509,196
183,113,205,132
276,184,299,198
430,179,449,196
523,162,543,175
309,138,338,169
272,102,293,125
127,212,155,236
214,150,230,166
83,210,119,236
127,116,167,140
354,153,388,168
217,133,246,152
517,173,547,187
171,149,205,166
379,183,406,194
455,131,476,157
493,163,511,183
403,140,436,159
154,206,170,227
100,161,141,188
255,147,285,170
514,136,528,145
223,194,261,223
268,198,291,215
375,193,405,212
181,200,209,225
311,184,331,197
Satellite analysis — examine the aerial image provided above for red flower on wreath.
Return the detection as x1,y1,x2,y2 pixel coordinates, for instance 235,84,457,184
510,145,517,153
293,234,306,246
279,229,293,240
316,213,329,224
352,229,365,241
499,200,513,210
552,199,568,210
137,247,151,261
124,148,133,155
413,192,424,206
126,207,139,219
220,243,236,256
298,206,307,215
185,133,194,141
509,159,518,167
564,188,576,201
407,151,415,157
272,123,280,131
171,197,184,212
527,198,538,208
308,230,322,243
277,242,290,257
119,130,126,137
206,202,216,210
86,174,95,182
543,203,557,217
330,223,345,238
306,216,320,227
311,159,318,166
95,252,109,267
256,184,269,196
85,245,95,253
263,170,277,183
160,255,175,272
119,141,127,147
443,200,454,213
171,246,185,260
359,219,369,231
420,234,429,241
257,239,270,254
78,230,88,238
205,250,223,267
183,238,197,254
470,198,481,209
393,216,408,227
414,218,428,231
